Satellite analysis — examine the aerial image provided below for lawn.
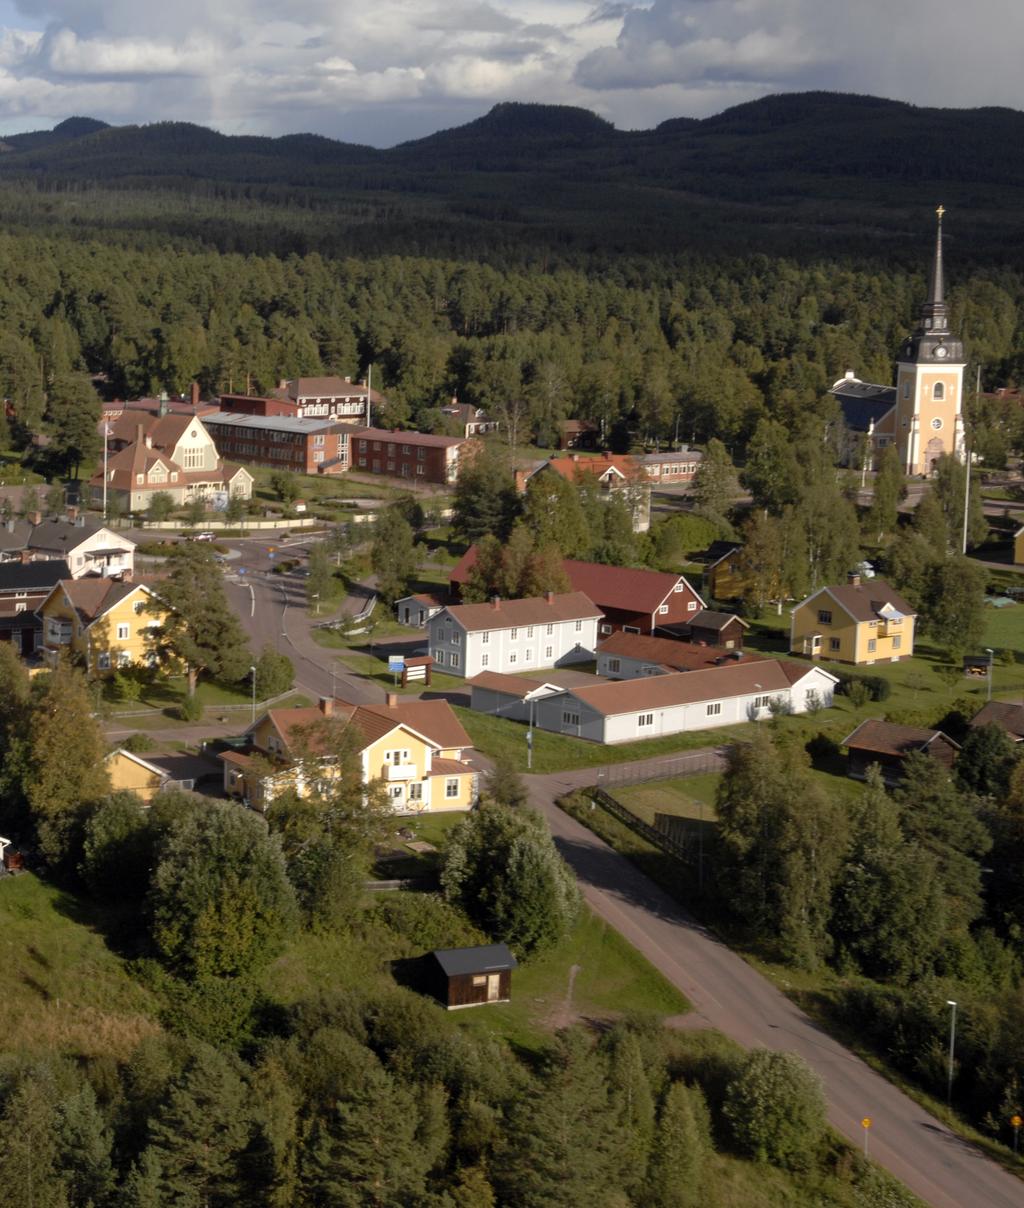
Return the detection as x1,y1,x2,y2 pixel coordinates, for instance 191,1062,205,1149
453,908,690,1054
373,810,470,878
0,874,161,1061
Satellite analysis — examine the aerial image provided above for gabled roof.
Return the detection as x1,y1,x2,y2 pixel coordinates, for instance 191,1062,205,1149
562,560,704,615
28,518,112,551
348,426,465,449
106,748,172,781
597,631,762,670
0,518,33,552
48,578,156,626
689,608,748,631
830,376,897,433
842,719,959,757
698,540,743,568
468,671,565,698
433,944,517,976
969,701,1024,740
801,578,915,623
438,592,601,633
557,658,836,717
0,559,71,592
528,452,644,485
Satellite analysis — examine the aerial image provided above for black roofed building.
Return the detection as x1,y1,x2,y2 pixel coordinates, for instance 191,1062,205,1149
0,559,71,655
659,608,748,649
431,944,517,1009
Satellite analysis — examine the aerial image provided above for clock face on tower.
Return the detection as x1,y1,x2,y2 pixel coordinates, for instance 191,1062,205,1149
934,345,948,359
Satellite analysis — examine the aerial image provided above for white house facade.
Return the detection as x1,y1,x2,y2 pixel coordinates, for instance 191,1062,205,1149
428,592,602,678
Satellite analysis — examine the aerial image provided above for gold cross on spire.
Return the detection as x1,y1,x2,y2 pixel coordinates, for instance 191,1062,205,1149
936,204,946,220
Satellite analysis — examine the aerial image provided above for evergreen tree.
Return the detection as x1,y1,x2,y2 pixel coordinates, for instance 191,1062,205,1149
482,757,529,809
645,1081,712,1208
146,491,174,523
145,1047,253,1207
606,1030,656,1195
305,542,334,613
494,1029,627,1208
0,1074,67,1208
522,472,589,558
451,442,519,544
56,1083,116,1208
741,417,800,514
462,534,506,603
932,454,987,550
918,555,986,657
147,544,251,696
121,1150,164,1208
957,724,1019,798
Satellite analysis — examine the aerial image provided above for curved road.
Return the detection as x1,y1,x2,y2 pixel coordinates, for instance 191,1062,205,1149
526,765,1024,1208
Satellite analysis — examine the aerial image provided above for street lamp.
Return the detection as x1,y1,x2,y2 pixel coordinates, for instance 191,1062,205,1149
946,1000,958,1106
250,664,257,725
986,648,994,702
312,592,320,616
526,697,536,771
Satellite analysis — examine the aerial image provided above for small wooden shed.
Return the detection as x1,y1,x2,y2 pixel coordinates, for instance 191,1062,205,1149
432,944,518,1010
842,719,959,785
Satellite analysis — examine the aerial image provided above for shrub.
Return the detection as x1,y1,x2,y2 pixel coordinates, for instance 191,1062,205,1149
373,893,487,953
111,669,142,702
176,695,203,722
722,1049,827,1169
805,733,840,763
121,732,156,753
252,645,294,700
845,679,870,709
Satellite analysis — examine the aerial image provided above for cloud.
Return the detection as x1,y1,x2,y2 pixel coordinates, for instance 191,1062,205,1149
0,0,1019,144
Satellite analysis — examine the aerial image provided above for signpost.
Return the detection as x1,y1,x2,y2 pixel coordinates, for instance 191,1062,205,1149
861,1117,872,1157
388,655,405,686
1012,1114,1022,1157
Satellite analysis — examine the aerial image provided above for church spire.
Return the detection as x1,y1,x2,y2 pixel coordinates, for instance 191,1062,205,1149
917,205,949,335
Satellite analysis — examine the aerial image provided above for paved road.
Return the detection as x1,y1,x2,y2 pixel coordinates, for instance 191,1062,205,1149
525,762,1024,1208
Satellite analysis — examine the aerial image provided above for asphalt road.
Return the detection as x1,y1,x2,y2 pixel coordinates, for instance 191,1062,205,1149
525,764,1024,1208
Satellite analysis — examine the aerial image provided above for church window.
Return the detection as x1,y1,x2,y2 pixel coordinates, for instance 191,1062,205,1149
902,381,910,399
933,383,945,401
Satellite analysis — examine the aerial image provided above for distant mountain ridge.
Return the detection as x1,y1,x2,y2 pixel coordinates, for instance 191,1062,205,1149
2,92,1023,262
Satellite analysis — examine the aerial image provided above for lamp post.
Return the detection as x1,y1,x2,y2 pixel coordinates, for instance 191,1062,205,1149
986,647,994,702
527,697,536,771
946,1000,958,1106
312,592,320,616
250,664,257,725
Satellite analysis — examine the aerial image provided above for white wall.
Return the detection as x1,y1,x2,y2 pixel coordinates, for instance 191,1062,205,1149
429,612,599,678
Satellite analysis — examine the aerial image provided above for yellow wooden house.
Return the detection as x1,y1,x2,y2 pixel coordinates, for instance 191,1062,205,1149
37,579,170,674
105,749,171,802
704,542,747,601
221,693,478,813
790,574,916,665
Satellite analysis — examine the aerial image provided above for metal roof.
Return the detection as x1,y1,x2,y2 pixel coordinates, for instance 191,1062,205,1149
433,944,518,976
203,411,352,435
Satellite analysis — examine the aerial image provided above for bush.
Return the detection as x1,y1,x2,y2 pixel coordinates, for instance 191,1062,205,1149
121,732,156,753
722,1049,827,1169
373,893,488,953
176,695,203,722
252,645,294,700
835,670,890,702
805,733,840,763
111,669,142,702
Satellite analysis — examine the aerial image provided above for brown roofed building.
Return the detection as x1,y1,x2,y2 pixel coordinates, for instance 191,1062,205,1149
791,574,916,665
557,419,600,450
969,701,1024,742
842,719,959,783
597,631,762,679
348,427,469,485
522,452,651,532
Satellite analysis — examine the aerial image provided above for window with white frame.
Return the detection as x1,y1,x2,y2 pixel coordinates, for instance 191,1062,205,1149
481,631,489,643
673,583,683,592
510,628,518,640
509,653,517,665
637,713,654,728
524,650,532,661
134,600,145,614
97,652,111,669
545,646,553,659
658,604,669,615
623,625,640,634
117,624,130,640
574,619,583,631
391,785,404,799
385,749,410,764
562,711,580,726
706,702,721,716
892,635,902,650
452,631,460,644
546,623,553,635
753,695,771,709
450,652,460,668
481,654,489,667
600,623,612,635
687,601,698,612
526,626,534,638
445,778,460,798
817,609,832,625
409,782,423,800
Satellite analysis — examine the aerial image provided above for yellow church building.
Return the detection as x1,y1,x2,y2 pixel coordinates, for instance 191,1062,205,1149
37,579,171,674
831,206,965,477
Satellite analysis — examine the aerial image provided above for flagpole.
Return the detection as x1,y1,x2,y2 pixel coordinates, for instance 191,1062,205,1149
102,421,109,522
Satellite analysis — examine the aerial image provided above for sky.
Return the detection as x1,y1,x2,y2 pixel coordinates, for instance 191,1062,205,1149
0,0,1020,147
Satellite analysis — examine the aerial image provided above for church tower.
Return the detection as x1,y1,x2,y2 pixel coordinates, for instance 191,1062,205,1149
893,206,966,475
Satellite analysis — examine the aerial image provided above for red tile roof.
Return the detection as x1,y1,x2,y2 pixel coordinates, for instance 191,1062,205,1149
563,559,703,614
261,697,471,757
530,452,645,484
969,701,1024,740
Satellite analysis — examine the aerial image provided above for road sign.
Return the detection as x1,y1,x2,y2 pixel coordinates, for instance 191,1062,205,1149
237,567,247,576
268,553,276,562
388,656,406,673
861,1117,872,1157
861,1118,872,1129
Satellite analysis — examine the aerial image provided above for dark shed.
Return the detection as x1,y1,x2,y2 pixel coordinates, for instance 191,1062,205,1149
432,944,517,1010
842,719,959,785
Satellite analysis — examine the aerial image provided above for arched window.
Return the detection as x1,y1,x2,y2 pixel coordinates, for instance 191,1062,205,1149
933,382,945,400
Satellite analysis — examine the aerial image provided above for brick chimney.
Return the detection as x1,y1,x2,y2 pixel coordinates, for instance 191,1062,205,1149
491,596,501,610
546,590,555,604
386,693,399,708
19,549,32,563
66,504,78,523
27,511,41,526
847,571,861,588
190,382,200,408
318,697,334,716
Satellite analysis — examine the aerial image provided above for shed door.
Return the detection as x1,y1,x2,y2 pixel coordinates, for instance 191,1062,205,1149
486,974,501,1002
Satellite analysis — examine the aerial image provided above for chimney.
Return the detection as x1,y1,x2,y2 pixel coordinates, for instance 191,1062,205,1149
4,519,13,532
844,369,856,380
66,504,78,523
344,375,351,383
546,590,555,604
318,697,334,716
158,390,169,418
386,692,399,708
190,382,200,408
136,422,145,447
20,549,32,563
491,596,501,610
27,510,41,526
848,571,861,588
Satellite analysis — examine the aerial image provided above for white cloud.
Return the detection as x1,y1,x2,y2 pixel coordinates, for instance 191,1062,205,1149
0,0,1018,144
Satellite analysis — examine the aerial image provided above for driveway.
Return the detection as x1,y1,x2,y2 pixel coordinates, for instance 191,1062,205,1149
524,761,1024,1208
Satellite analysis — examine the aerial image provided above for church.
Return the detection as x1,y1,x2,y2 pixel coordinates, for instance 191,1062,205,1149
831,207,966,476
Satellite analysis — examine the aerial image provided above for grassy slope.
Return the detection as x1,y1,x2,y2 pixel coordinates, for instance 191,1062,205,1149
0,875,161,1061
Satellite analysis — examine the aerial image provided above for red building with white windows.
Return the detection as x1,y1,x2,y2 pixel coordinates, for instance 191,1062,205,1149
202,412,353,475
348,428,468,485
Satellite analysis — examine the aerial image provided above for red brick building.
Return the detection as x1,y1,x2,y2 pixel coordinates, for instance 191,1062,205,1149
203,412,353,475
348,428,468,484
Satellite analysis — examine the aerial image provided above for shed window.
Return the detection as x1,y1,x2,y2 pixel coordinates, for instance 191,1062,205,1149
829,638,841,652
706,702,721,716
481,654,489,667
638,713,654,728
607,658,620,673
687,601,698,611
562,711,580,726
575,620,583,631
472,975,487,987
481,631,489,643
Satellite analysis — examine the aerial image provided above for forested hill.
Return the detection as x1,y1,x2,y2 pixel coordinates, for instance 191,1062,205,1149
2,92,1024,264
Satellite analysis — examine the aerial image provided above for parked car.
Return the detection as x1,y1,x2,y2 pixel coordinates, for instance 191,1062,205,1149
191,532,216,542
